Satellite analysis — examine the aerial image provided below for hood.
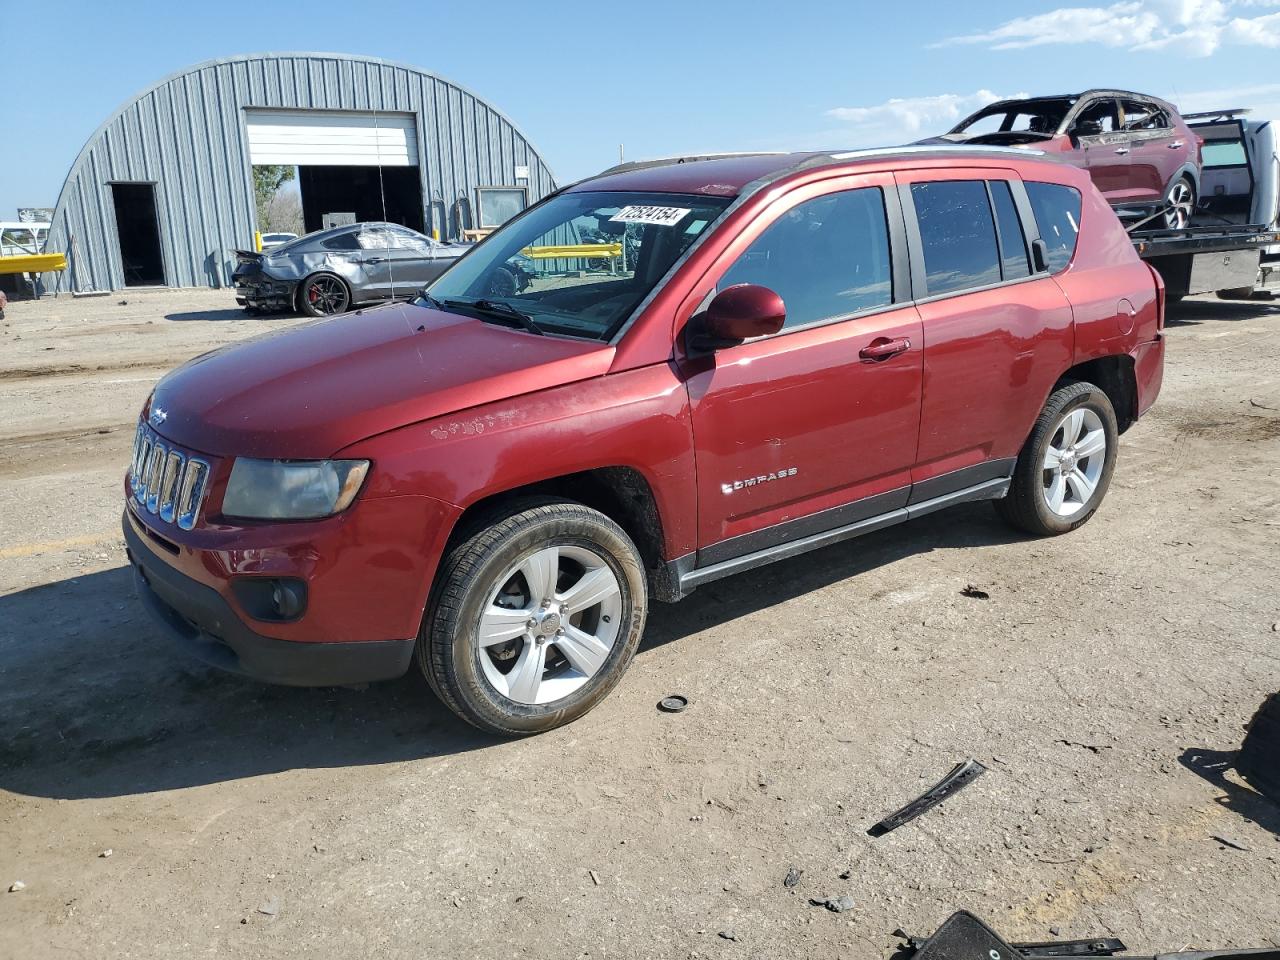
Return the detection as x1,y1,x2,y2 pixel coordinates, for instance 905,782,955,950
149,302,614,458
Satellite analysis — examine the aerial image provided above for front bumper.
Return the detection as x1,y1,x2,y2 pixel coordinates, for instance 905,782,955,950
124,512,415,686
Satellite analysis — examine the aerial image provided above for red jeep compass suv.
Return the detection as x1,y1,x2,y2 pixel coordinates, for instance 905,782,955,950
124,147,1165,735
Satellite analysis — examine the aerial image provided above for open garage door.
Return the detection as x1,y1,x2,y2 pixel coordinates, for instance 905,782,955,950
246,109,425,234
245,110,419,167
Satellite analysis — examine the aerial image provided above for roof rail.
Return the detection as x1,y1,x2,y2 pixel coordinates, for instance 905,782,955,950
823,144,1046,161
596,152,786,177
1182,108,1251,121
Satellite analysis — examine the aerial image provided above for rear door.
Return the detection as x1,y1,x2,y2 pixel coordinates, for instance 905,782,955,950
680,174,925,562
1121,99,1182,200
897,170,1074,491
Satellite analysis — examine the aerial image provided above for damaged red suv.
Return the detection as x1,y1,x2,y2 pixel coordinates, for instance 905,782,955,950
125,147,1165,735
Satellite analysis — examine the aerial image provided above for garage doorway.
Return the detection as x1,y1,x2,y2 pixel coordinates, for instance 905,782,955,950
110,183,165,286
298,166,424,233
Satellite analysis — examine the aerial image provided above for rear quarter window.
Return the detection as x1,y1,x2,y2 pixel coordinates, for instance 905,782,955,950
1025,182,1082,273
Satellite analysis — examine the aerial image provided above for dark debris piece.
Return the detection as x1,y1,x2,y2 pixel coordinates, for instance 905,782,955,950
868,759,987,837
783,866,803,889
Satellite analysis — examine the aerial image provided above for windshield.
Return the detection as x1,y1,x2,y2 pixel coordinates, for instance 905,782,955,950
951,99,1072,136
425,191,732,340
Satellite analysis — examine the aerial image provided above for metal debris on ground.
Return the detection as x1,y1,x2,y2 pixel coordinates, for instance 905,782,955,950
783,866,803,888
810,894,854,913
8,881,25,893
717,929,738,942
98,849,112,858
257,897,279,916
657,694,689,713
867,759,987,837
898,910,1275,960
960,585,990,599
1210,834,1251,851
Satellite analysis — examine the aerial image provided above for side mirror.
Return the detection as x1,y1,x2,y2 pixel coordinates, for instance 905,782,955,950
691,283,786,351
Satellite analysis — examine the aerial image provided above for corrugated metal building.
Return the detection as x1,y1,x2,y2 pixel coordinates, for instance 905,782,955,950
44,52,557,294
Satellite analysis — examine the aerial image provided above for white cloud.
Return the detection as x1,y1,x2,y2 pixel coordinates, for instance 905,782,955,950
935,0,1280,56
825,90,1027,145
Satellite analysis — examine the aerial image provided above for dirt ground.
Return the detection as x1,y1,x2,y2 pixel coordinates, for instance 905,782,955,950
1,288,1277,960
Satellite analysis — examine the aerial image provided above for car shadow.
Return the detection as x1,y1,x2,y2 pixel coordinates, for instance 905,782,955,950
0,503,1021,801
1165,297,1279,327
1177,746,1280,840
163,308,295,322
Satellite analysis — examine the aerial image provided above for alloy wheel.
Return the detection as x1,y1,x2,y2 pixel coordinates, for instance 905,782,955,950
307,276,348,314
477,544,623,705
1041,407,1107,518
1164,180,1194,229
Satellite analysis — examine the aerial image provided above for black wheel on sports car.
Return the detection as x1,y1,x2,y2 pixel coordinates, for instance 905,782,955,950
419,499,647,737
299,273,350,317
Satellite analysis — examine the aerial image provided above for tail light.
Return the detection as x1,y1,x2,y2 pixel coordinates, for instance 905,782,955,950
1147,262,1166,331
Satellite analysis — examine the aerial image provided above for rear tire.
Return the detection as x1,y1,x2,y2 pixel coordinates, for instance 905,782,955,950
996,381,1118,536
298,273,350,317
419,500,647,736
1162,176,1195,230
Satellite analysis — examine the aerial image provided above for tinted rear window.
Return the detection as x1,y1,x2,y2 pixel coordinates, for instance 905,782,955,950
911,181,1001,296
1025,182,1082,273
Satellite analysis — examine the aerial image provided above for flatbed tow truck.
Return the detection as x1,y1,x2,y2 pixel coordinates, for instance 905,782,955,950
1130,220,1278,302
1135,107,1280,301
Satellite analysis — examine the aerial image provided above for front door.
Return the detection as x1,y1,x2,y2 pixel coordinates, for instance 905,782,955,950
1072,98,1134,201
680,176,924,563
358,226,435,300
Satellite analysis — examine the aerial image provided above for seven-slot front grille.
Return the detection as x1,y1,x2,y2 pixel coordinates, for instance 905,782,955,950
129,422,211,531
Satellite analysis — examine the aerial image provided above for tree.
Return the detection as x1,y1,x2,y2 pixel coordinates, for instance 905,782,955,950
253,165,297,232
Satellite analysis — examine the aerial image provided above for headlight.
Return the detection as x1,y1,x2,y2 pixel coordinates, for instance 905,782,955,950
222,459,370,520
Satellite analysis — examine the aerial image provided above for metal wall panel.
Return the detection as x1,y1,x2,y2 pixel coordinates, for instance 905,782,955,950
44,53,558,293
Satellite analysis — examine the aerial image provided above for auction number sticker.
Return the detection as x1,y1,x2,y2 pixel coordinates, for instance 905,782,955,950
609,205,691,227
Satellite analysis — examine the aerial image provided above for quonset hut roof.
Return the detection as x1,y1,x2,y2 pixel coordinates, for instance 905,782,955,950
45,52,557,293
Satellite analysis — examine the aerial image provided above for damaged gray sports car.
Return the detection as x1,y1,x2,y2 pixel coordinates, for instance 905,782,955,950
233,222,471,317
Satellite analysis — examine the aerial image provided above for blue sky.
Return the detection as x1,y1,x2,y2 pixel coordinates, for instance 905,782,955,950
4,0,1280,212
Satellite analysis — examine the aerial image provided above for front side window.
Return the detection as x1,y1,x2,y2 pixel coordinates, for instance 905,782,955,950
717,187,892,330
1025,182,1082,273
1072,99,1119,136
428,191,730,340
911,181,1002,296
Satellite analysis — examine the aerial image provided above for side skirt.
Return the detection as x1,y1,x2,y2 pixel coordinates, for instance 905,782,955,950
671,475,1012,597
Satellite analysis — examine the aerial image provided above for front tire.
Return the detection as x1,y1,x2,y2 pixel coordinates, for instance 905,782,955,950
996,381,1119,536
419,500,647,736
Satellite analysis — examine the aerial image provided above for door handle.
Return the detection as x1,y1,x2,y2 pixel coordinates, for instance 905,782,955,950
859,337,911,361
365,257,387,264
1168,141,1184,149
1114,147,1130,155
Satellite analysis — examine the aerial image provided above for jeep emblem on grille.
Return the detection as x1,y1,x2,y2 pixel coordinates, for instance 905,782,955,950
150,406,168,425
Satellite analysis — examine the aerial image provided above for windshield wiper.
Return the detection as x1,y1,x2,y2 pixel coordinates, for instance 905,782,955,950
443,297,545,336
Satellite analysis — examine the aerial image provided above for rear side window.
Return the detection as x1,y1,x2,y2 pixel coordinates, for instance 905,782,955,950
719,187,892,330
1202,139,1246,167
1025,182,1082,273
321,232,361,251
989,181,1030,280
910,181,1001,296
